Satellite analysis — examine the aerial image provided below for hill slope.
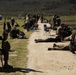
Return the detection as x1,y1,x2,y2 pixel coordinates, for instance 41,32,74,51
0,0,76,15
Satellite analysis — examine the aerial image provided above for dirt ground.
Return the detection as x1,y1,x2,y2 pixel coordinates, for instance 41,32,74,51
0,19,76,75
26,20,76,75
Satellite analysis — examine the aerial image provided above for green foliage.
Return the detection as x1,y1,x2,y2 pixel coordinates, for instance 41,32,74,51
0,0,76,16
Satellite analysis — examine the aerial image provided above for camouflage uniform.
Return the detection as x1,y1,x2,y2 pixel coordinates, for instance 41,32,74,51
56,24,72,41
0,30,13,68
69,33,76,54
48,34,76,54
2,41,10,67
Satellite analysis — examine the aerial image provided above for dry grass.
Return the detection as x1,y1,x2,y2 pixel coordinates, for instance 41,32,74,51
0,17,33,75
0,15,76,75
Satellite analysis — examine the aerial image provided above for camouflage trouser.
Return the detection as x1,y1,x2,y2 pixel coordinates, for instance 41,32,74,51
1,50,9,61
69,44,76,52
53,45,69,50
2,41,10,61
0,49,9,61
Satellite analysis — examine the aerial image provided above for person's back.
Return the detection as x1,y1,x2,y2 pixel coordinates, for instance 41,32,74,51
70,33,76,45
53,15,57,26
11,18,15,26
2,41,10,53
11,26,19,38
56,18,61,26
57,24,72,40
56,26,62,35
69,33,76,54
65,25,72,37
7,22,11,33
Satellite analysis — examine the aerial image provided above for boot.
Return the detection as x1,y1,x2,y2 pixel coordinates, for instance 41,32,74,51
70,50,75,54
35,39,38,43
53,43,57,48
3,61,13,68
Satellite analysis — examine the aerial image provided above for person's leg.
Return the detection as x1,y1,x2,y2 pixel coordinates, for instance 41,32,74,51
69,44,75,54
4,52,9,66
35,39,46,43
48,44,69,50
35,38,58,43
48,47,63,50
3,52,13,68
55,36,61,42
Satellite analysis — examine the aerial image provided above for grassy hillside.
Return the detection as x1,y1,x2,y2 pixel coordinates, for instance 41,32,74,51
0,0,76,16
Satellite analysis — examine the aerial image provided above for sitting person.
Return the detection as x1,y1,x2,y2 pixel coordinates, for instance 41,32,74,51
11,26,19,38
14,22,20,27
43,24,50,35
18,31,27,39
34,23,39,30
44,24,49,32
56,23,72,41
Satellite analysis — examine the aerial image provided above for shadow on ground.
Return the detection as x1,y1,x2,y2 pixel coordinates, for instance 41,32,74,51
0,67,43,73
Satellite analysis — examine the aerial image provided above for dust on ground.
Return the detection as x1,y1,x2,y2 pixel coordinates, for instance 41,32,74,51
26,20,76,75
